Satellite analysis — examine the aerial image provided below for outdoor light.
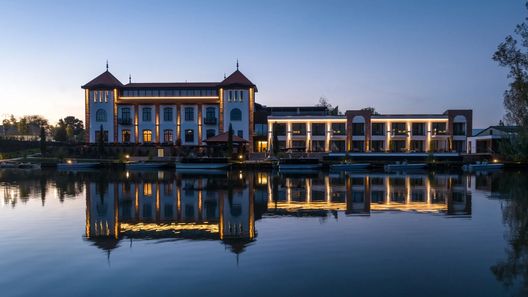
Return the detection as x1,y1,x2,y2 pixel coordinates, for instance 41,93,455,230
125,154,130,159
238,154,243,160
493,159,499,163
66,159,72,164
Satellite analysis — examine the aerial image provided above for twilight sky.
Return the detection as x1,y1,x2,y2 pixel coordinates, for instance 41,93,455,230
0,0,523,127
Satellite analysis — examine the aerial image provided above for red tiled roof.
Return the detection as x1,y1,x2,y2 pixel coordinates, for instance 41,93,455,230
219,70,257,91
82,71,123,89
204,132,248,143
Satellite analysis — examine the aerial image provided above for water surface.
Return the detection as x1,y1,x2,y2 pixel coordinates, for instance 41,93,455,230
0,169,527,297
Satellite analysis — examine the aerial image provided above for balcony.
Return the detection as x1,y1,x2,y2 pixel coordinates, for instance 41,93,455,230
204,117,217,125
118,118,132,125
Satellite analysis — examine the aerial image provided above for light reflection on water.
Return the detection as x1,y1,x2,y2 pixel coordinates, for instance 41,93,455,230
0,169,527,297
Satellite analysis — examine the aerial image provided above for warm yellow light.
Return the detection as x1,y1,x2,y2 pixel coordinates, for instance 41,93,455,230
493,159,499,163
238,154,243,160
66,160,72,164
125,154,130,159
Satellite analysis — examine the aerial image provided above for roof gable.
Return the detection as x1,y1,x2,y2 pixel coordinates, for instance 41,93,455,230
82,71,123,89
219,70,257,91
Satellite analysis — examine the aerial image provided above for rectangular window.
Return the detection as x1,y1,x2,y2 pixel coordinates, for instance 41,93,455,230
352,123,364,136
237,130,243,138
352,141,365,152
164,129,173,143
453,140,465,152
311,123,325,136
184,107,194,121
371,140,384,152
185,129,194,142
234,90,238,101
372,123,385,136
453,123,465,136
163,107,173,122
292,140,305,149
412,123,425,136
391,123,407,135
121,107,131,121
95,130,109,143
390,140,406,152
291,123,306,135
311,140,325,152
122,129,131,143
142,108,152,122
229,90,233,102
206,129,215,139
330,140,346,152
411,140,424,152
274,123,286,136
432,122,447,135
239,90,244,102
255,124,267,136
332,123,346,135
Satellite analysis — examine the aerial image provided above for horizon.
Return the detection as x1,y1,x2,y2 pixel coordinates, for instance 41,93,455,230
0,0,524,128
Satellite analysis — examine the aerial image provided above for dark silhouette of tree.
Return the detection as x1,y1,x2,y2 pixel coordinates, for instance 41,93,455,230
493,3,528,160
361,107,380,115
39,127,46,156
491,172,528,296
98,125,105,157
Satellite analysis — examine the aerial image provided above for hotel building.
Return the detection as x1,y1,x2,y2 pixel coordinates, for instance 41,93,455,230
267,109,472,153
82,65,256,151
83,66,472,154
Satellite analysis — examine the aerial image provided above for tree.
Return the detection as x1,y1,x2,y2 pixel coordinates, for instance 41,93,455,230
493,3,528,160
227,123,233,159
493,3,528,127
316,97,342,115
56,116,84,142
361,107,380,115
53,126,67,142
40,127,46,156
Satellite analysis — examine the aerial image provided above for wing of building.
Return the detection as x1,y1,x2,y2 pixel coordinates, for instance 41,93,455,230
82,68,256,151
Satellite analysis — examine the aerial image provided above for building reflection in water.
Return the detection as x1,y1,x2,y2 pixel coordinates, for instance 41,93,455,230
85,171,472,257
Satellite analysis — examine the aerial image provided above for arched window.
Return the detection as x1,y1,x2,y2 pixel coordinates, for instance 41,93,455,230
143,129,152,143
96,109,107,122
163,129,173,143
230,108,242,121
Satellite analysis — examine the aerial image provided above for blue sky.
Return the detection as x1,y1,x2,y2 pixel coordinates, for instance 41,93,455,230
0,0,523,127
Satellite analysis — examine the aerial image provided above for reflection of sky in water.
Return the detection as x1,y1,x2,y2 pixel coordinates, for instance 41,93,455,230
0,170,524,297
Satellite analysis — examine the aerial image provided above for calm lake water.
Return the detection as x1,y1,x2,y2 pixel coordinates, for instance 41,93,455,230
1,169,527,297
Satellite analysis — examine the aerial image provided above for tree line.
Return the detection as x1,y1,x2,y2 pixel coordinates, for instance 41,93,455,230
1,115,84,142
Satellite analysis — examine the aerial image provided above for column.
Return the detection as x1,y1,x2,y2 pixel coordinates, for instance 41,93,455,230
287,122,292,149
198,104,203,145
134,104,139,144
325,122,331,152
176,104,181,145
306,122,311,152
155,104,160,143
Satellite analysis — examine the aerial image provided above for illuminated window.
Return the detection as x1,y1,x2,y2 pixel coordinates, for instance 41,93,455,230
432,122,447,135
143,183,152,196
92,90,97,102
332,123,346,135
122,129,131,143
143,129,152,143
392,123,407,135
230,108,242,121
104,90,108,102
291,123,306,135
95,109,107,122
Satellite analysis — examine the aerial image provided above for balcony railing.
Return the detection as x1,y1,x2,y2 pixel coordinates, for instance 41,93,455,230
118,118,132,125
204,117,217,125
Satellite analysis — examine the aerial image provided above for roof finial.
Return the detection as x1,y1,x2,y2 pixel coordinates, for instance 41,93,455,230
129,74,131,84
236,59,239,70
106,60,109,71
